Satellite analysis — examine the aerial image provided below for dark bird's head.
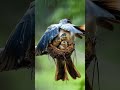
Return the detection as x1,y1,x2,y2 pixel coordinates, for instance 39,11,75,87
59,19,71,24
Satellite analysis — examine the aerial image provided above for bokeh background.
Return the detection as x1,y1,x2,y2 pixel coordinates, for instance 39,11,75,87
35,0,85,90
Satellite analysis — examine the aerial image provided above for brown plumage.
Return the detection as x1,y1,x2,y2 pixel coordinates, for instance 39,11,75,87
65,56,81,79
48,40,80,81
52,36,61,47
58,41,68,50
55,59,68,81
59,29,71,41
55,56,80,81
46,23,84,81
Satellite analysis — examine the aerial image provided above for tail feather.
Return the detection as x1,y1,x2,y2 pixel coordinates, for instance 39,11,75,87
0,50,17,71
55,59,68,81
66,57,81,79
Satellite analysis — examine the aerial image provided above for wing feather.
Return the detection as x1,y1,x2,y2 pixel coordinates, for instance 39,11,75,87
60,23,84,34
0,2,35,70
36,25,60,55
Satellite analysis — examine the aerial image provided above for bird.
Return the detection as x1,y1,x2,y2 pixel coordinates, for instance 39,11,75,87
52,36,61,47
52,33,68,49
0,1,35,71
59,29,72,41
58,41,68,50
36,19,84,55
59,31,71,41
36,19,84,81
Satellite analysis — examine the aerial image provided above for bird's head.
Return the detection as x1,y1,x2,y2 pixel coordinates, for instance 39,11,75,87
60,33,67,40
55,37,61,42
59,19,71,24
61,41,68,45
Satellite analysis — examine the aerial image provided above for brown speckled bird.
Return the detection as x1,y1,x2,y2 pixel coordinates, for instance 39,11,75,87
36,19,85,81
52,30,81,81
59,41,68,50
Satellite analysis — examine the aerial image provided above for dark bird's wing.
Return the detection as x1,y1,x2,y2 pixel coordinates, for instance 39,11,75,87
87,0,115,18
86,0,120,89
87,0,120,30
0,2,35,71
92,0,120,30
35,24,60,55
92,0,120,20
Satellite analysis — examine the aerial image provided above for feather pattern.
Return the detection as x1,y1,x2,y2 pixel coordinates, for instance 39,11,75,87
87,0,120,30
36,24,60,55
0,2,35,70
36,19,84,55
87,0,115,18
60,23,83,34
92,0,120,20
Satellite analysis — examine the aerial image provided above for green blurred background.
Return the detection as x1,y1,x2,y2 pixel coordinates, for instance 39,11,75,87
35,0,85,90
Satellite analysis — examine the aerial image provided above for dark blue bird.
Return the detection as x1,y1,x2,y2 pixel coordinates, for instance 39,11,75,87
36,19,85,55
35,19,85,81
0,1,35,71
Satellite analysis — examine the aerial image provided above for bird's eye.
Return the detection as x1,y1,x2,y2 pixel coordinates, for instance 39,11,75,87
61,33,66,37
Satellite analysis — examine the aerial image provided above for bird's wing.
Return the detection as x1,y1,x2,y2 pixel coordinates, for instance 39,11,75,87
92,0,120,18
92,0,120,25
87,0,120,30
87,0,115,18
60,23,84,35
0,2,35,70
36,24,60,55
